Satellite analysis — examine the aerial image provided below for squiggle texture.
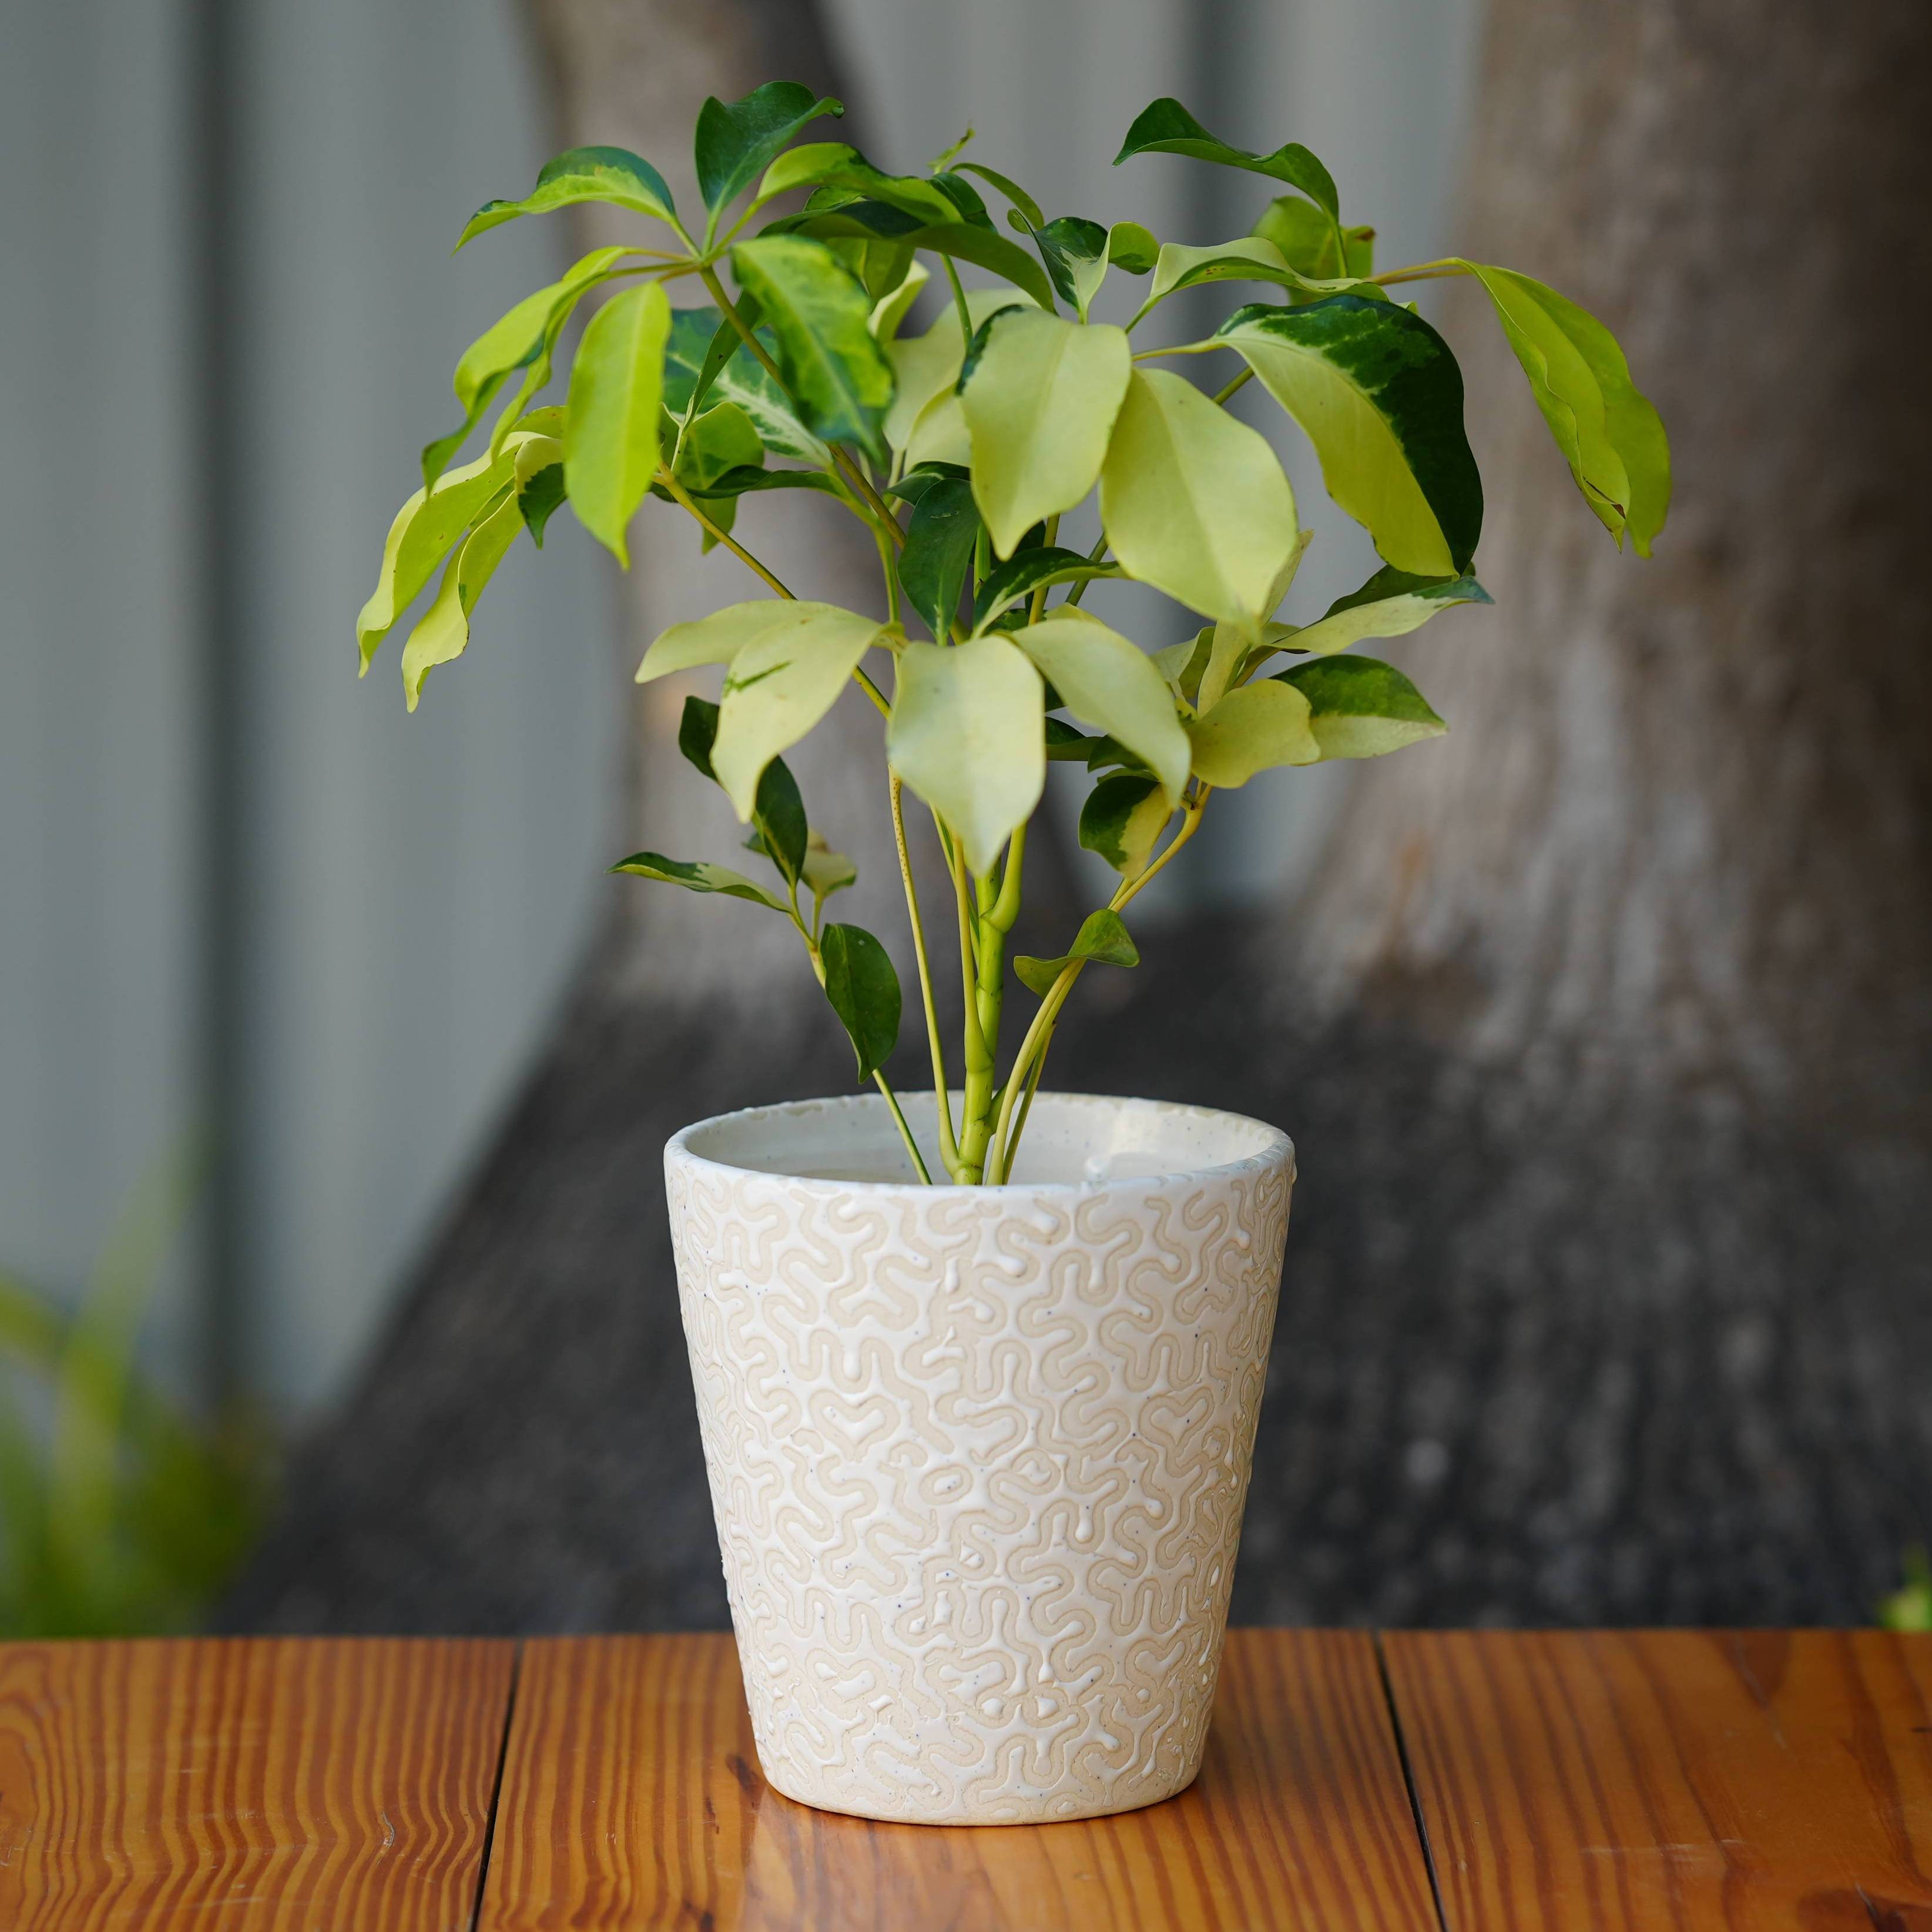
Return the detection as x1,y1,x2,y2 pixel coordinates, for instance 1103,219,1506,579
666,1097,1294,1824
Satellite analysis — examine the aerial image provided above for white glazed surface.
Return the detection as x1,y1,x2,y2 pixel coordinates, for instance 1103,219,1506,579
665,1091,1294,1825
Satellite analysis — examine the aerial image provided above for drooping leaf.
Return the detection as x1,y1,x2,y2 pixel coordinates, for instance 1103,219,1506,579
960,309,1132,556
1106,222,1160,274
357,444,521,670
953,161,1045,230
868,257,930,342
1184,677,1319,786
512,436,566,546
801,833,857,905
1045,716,1096,760
730,236,894,463
1463,262,1669,554
1288,564,1491,656
421,247,634,490
685,464,839,501
747,754,809,884
695,82,841,227
611,851,788,912
884,461,970,505
887,636,1045,877
660,306,824,464
397,489,525,709
1009,616,1190,803
1214,296,1481,576
1013,908,1139,997
1077,774,1171,878
1135,236,1380,323
1253,197,1375,284
1278,655,1446,759
457,147,677,249
820,923,901,1082
667,399,764,508
971,546,1121,632
562,280,671,566
677,694,722,778
1098,369,1300,631
1114,98,1340,217
895,474,981,641
686,604,884,819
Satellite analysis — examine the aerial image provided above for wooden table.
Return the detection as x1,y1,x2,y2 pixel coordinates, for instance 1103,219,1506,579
2,1629,1928,1929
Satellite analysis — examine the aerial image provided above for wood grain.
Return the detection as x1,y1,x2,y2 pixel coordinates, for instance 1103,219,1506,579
0,1636,516,1931
478,1629,1438,1931
1384,1629,1932,1931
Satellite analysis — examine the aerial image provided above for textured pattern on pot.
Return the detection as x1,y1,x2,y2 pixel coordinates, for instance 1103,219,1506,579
665,1090,1295,1826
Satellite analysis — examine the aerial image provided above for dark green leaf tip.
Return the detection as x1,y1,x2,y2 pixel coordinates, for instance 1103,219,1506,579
820,923,901,1082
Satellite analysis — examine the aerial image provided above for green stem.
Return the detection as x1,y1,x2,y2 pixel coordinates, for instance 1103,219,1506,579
948,833,994,1182
1211,367,1254,406
873,1072,933,1183
1064,530,1112,607
1370,257,1473,288
1029,515,1060,623
655,468,796,598
987,792,1209,1180
942,254,974,353
892,776,958,1176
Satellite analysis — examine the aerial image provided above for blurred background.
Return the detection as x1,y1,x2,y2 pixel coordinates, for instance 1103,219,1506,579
4,0,1928,1636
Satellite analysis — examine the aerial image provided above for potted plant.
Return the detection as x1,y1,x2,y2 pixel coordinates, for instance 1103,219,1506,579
357,83,1668,1824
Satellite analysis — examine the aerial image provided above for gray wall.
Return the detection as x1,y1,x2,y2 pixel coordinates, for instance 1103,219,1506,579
1,0,1475,1417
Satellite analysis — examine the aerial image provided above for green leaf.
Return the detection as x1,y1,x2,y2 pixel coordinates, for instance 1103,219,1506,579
1106,222,1160,274
888,636,1045,877
562,280,670,566
754,143,959,226
895,474,981,641
820,923,901,1082
883,290,1032,461
645,601,879,819
1045,716,1096,760
772,204,1057,312
457,146,677,249
1014,908,1139,997
512,435,566,547
1278,654,1445,759
971,546,1121,632
1253,197,1375,284
1099,369,1300,631
1077,774,1172,878
1009,615,1190,803
1464,263,1670,554
1185,677,1319,786
953,161,1044,231
696,82,841,226
747,755,809,883
397,488,525,710
868,257,930,343
424,247,632,489
1034,216,1111,318
1152,626,1215,706
1289,564,1491,656
960,310,1132,558
356,440,526,670
1115,98,1340,216
670,400,764,492
802,833,857,905
1136,236,1380,323
677,693,723,778
730,236,894,464
1215,296,1482,576
685,464,838,501
661,306,824,464
611,851,789,912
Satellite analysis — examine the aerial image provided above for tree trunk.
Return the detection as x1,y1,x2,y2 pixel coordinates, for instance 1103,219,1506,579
226,0,1932,1634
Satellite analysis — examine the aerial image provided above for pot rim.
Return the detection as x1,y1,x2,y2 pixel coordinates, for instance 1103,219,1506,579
665,1088,1294,1197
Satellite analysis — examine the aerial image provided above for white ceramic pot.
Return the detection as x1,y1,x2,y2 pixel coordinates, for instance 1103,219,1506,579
663,1090,1294,1825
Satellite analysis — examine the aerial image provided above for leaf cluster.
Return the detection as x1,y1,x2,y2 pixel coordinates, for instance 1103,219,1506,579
353,85,1669,1183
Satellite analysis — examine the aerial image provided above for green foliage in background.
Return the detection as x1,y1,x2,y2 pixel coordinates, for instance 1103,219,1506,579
0,1145,271,1636
358,83,1669,1185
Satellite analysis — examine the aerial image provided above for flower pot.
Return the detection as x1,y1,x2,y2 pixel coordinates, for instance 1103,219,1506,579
664,1089,1294,1826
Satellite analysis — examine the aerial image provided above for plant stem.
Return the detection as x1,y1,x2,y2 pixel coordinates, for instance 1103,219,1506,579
1064,531,1112,607
1370,257,1473,288
1029,514,1059,623
987,790,1210,1180
1211,367,1254,406
892,775,958,1176
873,1071,933,1183
949,838,992,1180
655,469,798,598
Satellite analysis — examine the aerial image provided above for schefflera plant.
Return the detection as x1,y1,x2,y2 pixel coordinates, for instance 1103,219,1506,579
357,85,1670,1186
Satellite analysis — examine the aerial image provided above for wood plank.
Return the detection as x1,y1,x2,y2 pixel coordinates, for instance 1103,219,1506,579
479,1629,1438,1931
1384,1629,1932,1931
0,1636,516,1932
